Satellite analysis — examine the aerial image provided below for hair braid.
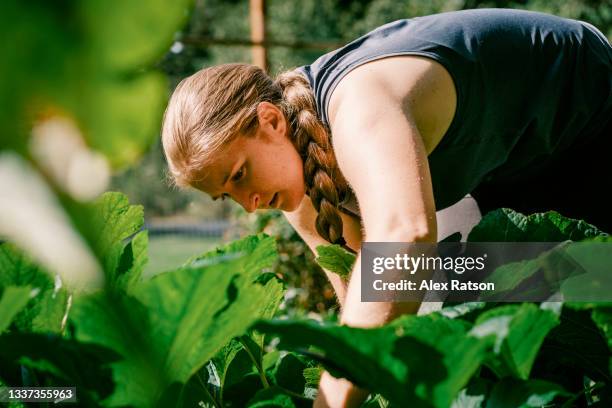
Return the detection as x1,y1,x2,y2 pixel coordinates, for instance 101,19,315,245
275,70,349,247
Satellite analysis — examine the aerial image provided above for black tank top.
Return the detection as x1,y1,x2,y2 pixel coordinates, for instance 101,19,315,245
297,8,611,212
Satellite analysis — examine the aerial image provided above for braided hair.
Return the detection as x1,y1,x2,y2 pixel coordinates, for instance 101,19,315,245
275,71,350,247
162,63,350,248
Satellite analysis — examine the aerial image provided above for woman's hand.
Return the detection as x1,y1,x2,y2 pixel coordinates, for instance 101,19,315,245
314,371,370,408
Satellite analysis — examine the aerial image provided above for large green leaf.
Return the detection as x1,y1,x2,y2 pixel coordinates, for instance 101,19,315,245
221,346,264,407
115,230,148,294
0,244,53,289
467,209,606,242
471,304,559,379
197,235,286,406
69,291,162,407
485,378,569,408
0,2,182,169
480,237,612,303
0,244,68,333
89,192,144,284
267,352,309,395
210,339,244,404
0,332,117,406
189,233,278,277
74,73,168,168
80,0,192,71
558,238,612,302
532,307,612,390
255,314,493,407
0,286,32,332
70,235,284,407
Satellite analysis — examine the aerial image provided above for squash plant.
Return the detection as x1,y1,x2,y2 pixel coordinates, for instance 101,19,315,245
2,195,612,407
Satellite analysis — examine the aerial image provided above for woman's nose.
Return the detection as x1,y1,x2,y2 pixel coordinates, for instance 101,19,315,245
237,191,260,213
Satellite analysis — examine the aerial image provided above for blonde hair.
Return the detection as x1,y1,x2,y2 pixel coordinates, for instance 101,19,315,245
161,63,349,246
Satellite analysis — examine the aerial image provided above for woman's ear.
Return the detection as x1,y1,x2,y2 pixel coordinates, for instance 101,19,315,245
257,101,287,141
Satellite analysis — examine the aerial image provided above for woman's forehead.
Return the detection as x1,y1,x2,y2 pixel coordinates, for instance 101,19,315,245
194,151,238,194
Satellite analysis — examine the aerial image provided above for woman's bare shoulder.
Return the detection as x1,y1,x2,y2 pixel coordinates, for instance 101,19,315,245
328,55,457,155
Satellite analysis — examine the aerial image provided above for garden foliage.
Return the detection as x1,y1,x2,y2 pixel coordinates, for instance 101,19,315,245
1,1,612,407
1,194,612,407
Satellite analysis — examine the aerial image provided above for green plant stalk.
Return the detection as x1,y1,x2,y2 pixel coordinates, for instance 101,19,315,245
239,337,270,388
195,371,221,408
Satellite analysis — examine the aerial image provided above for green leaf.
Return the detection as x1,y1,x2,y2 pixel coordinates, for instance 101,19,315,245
0,243,53,289
212,339,245,397
247,386,298,408
69,292,163,407
315,244,356,278
481,238,612,303
115,230,148,293
90,192,144,284
190,233,278,277
533,307,611,388
30,287,69,333
255,314,493,407
268,352,308,395
592,307,612,352
558,238,612,302
467,209,606,242
485,378,569,408
196,234,285,378
77,73,168,168
70,235,284,407
0,244,67,333
0,332,117,405
0,286,32,332
80,0,192,71
471,304,559,379
221,347,263,407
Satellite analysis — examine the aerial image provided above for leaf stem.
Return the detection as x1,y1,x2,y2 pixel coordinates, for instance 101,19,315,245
195,371,221,408
239,337,270,388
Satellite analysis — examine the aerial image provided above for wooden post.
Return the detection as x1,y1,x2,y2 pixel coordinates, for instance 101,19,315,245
249,0,267,71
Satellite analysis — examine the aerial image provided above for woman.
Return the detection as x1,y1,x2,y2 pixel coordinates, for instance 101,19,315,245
161,8,611,407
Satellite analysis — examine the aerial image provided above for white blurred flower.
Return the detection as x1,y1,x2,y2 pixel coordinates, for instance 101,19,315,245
170,41,184,54
0,152,103,290
30,117,110,201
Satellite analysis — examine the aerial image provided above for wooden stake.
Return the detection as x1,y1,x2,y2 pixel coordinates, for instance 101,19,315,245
249,0,267,71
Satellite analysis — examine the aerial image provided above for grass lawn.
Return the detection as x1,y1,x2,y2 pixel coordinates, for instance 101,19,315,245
144,235,221,278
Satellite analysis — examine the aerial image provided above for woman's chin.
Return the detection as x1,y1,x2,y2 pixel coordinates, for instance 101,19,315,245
279,192,299,212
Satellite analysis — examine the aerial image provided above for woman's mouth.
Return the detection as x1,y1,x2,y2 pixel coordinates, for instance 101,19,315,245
269,192,280,209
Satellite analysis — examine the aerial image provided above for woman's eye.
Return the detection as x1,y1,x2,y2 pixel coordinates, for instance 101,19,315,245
232,166,245,182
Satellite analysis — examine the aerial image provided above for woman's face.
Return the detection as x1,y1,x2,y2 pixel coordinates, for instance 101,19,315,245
196,102,306,212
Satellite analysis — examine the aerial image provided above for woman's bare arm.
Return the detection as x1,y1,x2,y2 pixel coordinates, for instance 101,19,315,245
328,56,456,328
283,195,364,308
